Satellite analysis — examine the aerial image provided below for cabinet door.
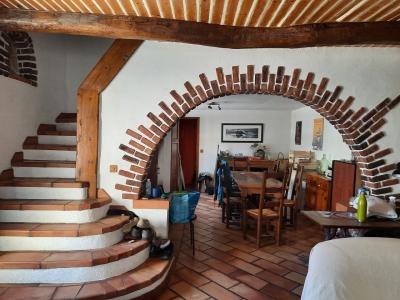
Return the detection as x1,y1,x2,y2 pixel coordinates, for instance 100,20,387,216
316,189,328,210
305,186,317,210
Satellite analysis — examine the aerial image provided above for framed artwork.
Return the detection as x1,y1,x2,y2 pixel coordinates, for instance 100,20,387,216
221,123,264,143
295,121,302,145
312,118,324,150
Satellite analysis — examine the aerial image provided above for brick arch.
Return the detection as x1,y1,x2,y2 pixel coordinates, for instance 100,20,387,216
0,31,38,86
115,65,400,200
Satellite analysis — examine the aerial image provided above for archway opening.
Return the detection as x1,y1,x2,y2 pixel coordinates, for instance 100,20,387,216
115,65,400,200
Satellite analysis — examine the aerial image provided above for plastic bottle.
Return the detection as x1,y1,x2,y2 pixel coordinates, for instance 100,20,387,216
145,179,152,197
357,192,367,223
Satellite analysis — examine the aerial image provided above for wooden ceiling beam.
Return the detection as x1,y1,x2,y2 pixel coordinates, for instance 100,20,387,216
0,8,400,48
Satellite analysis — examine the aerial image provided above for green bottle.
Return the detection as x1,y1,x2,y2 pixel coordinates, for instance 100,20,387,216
357,192,367,222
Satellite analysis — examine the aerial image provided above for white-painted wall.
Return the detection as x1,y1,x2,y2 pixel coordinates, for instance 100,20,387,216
100,41,400,208
0,33,110,173
187,108,292,175
290,106,352,162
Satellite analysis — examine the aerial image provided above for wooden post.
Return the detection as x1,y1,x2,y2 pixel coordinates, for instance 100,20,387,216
76,39,143,198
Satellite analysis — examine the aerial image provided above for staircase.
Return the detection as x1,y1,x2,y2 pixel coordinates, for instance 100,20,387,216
0,113,172,299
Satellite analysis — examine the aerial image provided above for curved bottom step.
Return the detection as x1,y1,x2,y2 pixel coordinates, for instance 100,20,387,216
0,257,173,300
0,241,150,284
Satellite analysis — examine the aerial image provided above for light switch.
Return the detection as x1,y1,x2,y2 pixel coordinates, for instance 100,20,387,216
109,165,118,173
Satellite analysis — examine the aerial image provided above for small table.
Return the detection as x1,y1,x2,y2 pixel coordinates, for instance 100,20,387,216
303,210,400,240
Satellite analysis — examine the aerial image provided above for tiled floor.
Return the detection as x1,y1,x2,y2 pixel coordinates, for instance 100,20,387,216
159,194,324,300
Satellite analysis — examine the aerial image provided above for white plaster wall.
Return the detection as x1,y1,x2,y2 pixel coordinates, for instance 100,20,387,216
290,106,352,162
100,41,400,208
64,35,113,112
0,33,111,173
187,109,292,174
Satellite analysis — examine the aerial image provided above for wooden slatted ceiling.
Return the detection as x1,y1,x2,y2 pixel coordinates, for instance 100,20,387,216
0,0,399,26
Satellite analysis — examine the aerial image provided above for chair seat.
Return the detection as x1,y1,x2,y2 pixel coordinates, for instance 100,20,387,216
247,208,279,218
283,200,295,207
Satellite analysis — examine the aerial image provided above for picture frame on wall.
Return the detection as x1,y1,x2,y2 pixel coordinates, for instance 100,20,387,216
312,118,324,150
221,123,264,143
295,121,302,145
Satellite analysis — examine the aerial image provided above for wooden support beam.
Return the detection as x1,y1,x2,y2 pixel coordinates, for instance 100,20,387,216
76,39,143,198
0,8,400,48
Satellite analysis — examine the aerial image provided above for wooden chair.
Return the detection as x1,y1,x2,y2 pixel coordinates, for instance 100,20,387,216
282,165,304,227
242,171,288,248
221,175,243,228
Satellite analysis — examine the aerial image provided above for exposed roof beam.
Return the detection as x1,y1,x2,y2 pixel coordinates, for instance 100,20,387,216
0,8,399,48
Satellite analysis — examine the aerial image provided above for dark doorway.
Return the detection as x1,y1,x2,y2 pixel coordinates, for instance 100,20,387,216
179,117,199,189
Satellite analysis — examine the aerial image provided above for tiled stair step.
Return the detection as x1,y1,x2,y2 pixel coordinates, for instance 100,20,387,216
0,197,111,223
0,240,150,284
38,124,76,136
0,258,172,300
0,216,129,251
23,137,76,161
55,113,77,123
11,152,76,178
0,177,87,187
38,124,76,146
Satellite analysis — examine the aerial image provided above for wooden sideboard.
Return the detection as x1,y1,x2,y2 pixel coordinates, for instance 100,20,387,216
305,172,331,211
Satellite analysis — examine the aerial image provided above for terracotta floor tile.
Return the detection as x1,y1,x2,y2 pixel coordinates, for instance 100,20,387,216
52,285,82,300
159,288,179,300
177,267,210,287
165,195,322,300
204,240,233,252
230,270,268,290
227,248,258,262
199,282,241,300
292,285,303,296
203,258,237,274
201,269,239,288
284,272,306,285
227,241,257,253
1,286,56,300
279,261,308,276
170,281,209,300
230,283,274,300
261,284,300,300
253,258,290,276
203,248,235,261
257,270,298,290
251,250,285,264
228,258,263,275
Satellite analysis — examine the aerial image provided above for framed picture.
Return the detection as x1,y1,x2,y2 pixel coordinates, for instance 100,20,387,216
221,123,263,143
295,121,302,145
312,118,324,150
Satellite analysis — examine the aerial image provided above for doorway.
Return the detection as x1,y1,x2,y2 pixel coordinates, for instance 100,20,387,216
179,117,199,189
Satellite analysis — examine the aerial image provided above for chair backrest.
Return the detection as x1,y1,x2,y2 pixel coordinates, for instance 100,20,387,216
273,160,281,173
283,163,293,199
292,165,304,202
259,171,284,215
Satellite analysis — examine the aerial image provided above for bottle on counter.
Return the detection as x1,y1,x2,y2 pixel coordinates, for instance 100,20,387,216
145,179,152,198
357,192,367,223
319,154,329,175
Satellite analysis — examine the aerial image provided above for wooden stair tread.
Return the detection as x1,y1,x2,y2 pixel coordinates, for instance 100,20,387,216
0,178,89,188
12,159,76,168
0,240,149,269
0,197,111,211
38,124,76,136
55,113,77,123
23,137,76,151
0,258,171,299
0,215,130,237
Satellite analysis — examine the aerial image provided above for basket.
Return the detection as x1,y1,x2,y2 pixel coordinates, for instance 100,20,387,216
169,191,200,224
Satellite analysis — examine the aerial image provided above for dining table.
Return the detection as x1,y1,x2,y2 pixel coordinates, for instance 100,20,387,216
231,171,283,197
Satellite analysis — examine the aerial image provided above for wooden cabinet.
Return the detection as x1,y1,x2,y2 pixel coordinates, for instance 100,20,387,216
305,172,331,211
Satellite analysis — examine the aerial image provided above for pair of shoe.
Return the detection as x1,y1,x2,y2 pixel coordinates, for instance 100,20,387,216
125,218,154,241
150,239,173,260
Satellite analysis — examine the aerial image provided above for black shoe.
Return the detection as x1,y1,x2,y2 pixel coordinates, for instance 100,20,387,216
150,240,173,260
